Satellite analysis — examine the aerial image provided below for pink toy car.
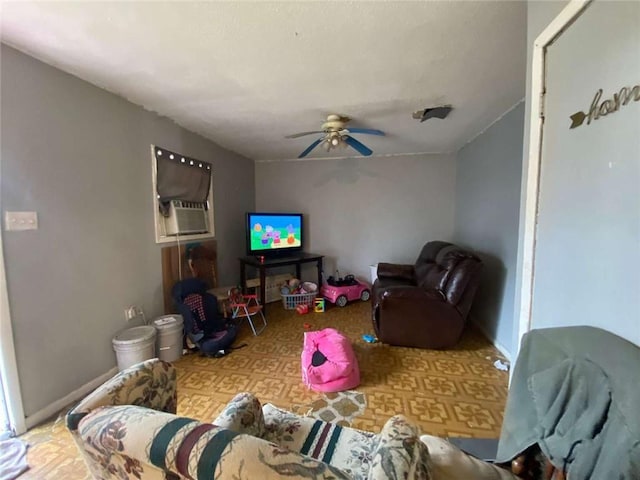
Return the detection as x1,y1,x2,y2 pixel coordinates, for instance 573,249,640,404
321,274,371,307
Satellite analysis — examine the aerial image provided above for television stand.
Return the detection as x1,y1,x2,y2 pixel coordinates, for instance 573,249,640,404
239,252,324,315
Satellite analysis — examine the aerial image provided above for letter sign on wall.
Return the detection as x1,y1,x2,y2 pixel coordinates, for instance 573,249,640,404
570,84,640,128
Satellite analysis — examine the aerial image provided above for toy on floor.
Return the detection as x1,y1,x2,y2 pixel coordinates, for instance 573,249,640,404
321,273,371,307
314,297,325,312
296,303,310,315
280,278,318,296
362,334,378,343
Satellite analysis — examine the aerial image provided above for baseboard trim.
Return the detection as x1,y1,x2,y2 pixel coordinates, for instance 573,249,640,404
472,319,512,363
25,366,118,429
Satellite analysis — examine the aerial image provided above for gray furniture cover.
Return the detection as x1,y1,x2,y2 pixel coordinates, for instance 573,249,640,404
496,326,640,479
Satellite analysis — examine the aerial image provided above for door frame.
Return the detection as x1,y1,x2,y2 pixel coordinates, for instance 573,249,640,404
0,225,26,435
517,0,592,347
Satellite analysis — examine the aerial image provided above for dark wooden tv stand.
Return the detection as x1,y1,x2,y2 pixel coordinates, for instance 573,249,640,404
239,252,324,314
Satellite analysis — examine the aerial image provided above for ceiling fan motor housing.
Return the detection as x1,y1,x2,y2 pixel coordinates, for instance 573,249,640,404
321,118,348,132
289,114,379,158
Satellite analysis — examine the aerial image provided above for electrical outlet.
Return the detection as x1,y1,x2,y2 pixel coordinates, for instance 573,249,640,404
124,306,137,321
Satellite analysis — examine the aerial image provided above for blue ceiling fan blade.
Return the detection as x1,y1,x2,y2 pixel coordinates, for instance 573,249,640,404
346,128,385,136
298,138,323,158
344,135,373,156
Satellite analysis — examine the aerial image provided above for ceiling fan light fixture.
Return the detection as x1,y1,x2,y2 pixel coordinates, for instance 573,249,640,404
288,114,384,158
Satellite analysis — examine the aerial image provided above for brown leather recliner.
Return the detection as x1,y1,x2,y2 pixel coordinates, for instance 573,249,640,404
372,241,483,349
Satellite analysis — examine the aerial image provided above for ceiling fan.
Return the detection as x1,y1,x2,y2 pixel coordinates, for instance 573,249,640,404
286,114,385,158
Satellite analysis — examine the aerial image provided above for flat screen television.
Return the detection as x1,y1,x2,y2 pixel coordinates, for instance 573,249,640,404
245,212,304,257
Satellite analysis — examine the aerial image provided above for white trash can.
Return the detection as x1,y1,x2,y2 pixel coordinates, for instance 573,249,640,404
153,315,184,363
370,264,379,284
112,325,157,372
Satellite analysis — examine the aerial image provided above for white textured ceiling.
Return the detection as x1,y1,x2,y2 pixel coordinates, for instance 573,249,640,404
0,1,526,161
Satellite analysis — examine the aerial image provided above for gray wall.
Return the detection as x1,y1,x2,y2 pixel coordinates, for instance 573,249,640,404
0,45,254,417
514,0,640,354
255,155,456,281
454,102,525,359
529,1,640,343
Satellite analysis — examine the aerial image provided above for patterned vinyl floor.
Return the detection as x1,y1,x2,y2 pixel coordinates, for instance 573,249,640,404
19,300,509,479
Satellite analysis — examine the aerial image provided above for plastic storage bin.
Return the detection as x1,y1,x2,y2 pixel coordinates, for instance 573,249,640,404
153,315,184,362
112,325,157,372
247,273,294,303
281,291,317,310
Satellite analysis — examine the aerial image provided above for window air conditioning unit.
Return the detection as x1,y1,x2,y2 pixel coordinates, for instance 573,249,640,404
165,200,209,235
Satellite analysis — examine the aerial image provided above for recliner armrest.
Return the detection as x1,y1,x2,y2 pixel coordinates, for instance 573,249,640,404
379,285,446,302
368,415,430,480
377,262,416,282
66,358,177,433
212,392,266,438
78,405,187,479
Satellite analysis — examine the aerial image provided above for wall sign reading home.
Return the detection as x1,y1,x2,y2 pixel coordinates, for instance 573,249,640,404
569,84,639,129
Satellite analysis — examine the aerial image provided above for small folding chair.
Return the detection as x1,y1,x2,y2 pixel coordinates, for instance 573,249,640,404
228,287,267,336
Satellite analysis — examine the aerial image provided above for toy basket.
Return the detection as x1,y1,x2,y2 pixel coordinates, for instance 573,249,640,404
281,291,316,310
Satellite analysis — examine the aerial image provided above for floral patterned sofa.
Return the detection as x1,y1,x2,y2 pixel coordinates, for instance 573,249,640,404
65,359,521,480
213,392,431,479
65,358,178,479
65,359,432,479
213,392,516,480
68,326,635,480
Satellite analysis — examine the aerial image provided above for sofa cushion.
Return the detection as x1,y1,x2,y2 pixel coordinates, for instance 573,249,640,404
413,242,453,289
263,403,379,479
420,435,518,480
263,404,433,480
79,404,353,480
376,262,416,282
415,241,452,264
415,262,449,291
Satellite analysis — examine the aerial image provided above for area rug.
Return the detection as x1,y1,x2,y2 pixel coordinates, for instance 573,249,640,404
293,390,367,426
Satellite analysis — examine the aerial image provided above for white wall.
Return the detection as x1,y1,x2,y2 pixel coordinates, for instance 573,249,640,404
0,45,254,419
255,155,456,281
454,102,525,359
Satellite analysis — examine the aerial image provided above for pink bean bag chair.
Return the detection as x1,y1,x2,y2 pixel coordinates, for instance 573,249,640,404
301,328,360,392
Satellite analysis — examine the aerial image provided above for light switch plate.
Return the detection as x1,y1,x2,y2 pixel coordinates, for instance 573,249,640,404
4,211,38,231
